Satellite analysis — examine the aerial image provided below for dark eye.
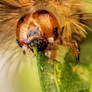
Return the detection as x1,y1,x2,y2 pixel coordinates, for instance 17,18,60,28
53,27,58,38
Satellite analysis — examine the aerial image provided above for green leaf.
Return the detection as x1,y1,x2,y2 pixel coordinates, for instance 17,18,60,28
36,48,90,92
35,31,92,92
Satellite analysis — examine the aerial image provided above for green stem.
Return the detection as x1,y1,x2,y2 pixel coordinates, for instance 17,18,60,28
36,52,45,92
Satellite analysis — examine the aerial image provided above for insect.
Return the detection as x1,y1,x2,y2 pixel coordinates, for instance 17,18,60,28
16,10,60,53
15,3,92,63
0,0,92,73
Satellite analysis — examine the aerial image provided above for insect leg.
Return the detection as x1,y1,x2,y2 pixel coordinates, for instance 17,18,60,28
71,40,80,63
62,39,80,63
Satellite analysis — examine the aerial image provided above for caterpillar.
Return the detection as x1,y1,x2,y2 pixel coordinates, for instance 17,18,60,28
0,0,92,81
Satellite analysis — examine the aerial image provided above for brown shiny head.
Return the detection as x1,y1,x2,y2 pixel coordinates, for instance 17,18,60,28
16,10,60,52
